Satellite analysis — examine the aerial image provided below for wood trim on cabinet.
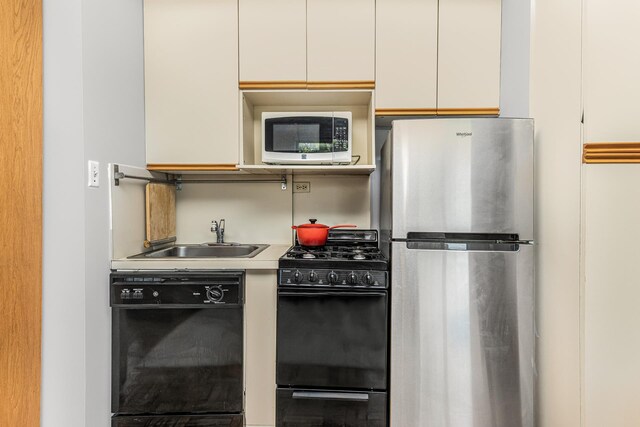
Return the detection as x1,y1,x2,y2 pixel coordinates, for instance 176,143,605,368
436,108,500,116
306,81,375,90
375,108,437,116
583,143,640,164
0,0,43,425
147,164,240,172
239,81,375,90
239,81,307,90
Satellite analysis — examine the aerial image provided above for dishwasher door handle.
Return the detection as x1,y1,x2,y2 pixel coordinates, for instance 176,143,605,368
292,391,369,402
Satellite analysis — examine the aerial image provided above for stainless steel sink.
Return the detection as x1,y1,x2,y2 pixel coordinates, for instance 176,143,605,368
130,244,269,259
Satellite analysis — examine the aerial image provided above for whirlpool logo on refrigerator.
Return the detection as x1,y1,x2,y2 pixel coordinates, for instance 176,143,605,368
456,132,473,138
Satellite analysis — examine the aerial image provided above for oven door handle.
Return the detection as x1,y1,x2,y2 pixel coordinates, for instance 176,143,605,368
292,391,369,402
278,291,386,297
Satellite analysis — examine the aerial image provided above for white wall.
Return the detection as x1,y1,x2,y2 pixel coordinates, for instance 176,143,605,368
41,0,87,425
500,0,531,118
176,179,293,245
42,0,146,426
81,1,146,426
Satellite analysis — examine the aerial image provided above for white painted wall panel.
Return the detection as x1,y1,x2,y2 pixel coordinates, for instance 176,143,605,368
175,179,293,245
293,175,371,229
529,0,582,424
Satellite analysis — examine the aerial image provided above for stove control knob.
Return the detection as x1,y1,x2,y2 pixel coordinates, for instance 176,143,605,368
364,272,375,286
206,287,224,303
293,270,303,283
308,271,319,282
347,272,359,285
328,271,339,284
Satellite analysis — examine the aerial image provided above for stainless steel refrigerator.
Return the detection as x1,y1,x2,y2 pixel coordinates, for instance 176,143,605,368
380,118,534,427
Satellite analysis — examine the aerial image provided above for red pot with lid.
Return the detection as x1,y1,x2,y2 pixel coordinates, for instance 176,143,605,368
292,219,357,247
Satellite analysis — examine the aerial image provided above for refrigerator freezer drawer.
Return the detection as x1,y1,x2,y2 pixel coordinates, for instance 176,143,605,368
277,389,387,427
390,118,534,241
390,242,534,427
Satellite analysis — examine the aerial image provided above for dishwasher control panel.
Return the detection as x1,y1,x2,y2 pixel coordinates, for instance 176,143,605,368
110,272,244,307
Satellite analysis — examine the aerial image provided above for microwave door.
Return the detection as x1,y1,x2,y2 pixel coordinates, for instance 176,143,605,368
261,112,352,164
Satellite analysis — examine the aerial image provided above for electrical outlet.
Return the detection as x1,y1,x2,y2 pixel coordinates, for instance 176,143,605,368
293,182,310,193
88,160,100,187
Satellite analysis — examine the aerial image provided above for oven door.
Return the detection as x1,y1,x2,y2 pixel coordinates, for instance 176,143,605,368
276,389,387,427
112,306,243,415
276,289,388,390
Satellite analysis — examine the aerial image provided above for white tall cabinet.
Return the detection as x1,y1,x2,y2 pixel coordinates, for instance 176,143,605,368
144,0,239,167
583,166,640,427
584,0,640,143
583,2,640,426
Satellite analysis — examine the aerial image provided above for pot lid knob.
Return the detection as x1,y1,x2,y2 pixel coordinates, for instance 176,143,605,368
309,219,317,224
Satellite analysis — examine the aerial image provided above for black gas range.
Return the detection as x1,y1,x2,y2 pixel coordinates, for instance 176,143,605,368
278,229,389,289
276,230,389,427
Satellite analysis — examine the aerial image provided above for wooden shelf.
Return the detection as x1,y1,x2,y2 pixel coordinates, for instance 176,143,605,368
239,164,376,175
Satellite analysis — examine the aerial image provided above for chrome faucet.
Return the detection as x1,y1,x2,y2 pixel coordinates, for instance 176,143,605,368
211,219,226,243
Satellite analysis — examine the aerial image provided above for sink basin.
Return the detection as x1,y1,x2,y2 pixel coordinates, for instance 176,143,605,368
130,244,269,259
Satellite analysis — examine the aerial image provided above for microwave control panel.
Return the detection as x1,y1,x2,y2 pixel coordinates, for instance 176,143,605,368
333,118,349,152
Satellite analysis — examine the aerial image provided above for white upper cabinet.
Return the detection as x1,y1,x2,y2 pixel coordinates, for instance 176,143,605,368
239,0,307,84
437,0,502,112
306,0,375,83
375,0,438,111
144,0,239,166
584,0,640,142
239,0,374,86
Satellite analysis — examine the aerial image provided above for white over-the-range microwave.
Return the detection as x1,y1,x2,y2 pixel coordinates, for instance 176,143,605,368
261,112,352,164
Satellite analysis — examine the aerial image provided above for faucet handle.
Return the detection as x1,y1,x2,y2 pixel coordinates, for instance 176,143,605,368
211,220,218,232
219,219,225,231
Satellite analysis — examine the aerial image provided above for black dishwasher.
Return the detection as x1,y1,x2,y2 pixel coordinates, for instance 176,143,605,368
110,271,244,427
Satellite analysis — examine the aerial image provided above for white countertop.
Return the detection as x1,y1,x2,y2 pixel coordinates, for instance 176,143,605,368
110,244,290,271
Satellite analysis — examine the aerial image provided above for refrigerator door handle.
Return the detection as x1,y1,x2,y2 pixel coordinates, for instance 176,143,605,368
405,241,525,252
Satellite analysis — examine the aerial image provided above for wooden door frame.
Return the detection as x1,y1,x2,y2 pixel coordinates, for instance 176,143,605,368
0,1,43,426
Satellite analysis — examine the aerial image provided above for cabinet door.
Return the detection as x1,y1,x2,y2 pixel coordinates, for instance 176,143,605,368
437,0,501,112
239,0,306,84
144,0,239,166
375,0,438,112
245,271,277,426
584,165,640,427
306,0,375,84
584,1,640,142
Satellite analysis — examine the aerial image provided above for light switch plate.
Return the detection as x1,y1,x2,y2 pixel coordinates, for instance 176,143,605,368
88,160,100,187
